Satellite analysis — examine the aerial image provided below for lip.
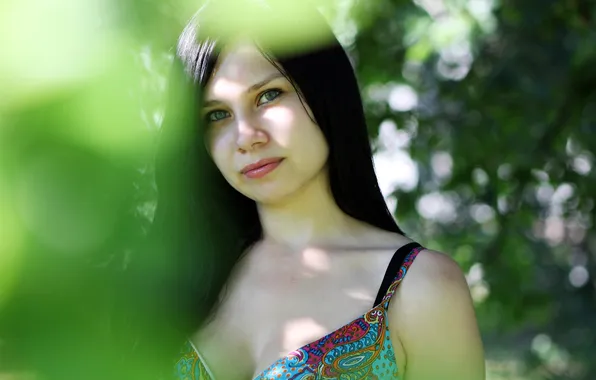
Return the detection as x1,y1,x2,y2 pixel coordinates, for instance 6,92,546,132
241,157,284,179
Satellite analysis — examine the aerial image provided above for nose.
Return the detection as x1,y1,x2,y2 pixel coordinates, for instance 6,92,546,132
235,117,269,153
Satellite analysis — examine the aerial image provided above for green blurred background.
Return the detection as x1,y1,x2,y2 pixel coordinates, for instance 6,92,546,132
1,0,595,379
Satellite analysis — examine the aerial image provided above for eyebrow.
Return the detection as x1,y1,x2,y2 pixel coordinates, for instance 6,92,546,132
203,73,285,108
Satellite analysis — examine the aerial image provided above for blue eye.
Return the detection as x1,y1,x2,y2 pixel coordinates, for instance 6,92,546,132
257,89,282,106
206,110,230,123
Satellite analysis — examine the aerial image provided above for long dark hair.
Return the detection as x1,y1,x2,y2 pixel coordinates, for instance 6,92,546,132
149,0,405,345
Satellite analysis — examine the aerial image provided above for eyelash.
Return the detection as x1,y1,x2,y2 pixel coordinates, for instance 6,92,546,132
204,88,284,124
257,88,283,106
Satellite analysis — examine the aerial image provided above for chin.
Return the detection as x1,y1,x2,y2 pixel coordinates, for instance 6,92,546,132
248,191,290,206
241,185,296,206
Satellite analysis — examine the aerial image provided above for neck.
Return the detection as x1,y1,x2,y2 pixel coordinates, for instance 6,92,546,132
257,171,366,251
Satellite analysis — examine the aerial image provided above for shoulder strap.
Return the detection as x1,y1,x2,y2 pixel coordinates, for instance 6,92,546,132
373,242,423,308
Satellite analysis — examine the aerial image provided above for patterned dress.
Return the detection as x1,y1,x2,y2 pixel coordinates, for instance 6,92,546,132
175,243,424,379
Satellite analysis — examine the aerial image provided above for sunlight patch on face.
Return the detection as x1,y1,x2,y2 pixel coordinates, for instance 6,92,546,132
301,248,331,272
209,77,245,101
262,106,294,146
282,317,328,353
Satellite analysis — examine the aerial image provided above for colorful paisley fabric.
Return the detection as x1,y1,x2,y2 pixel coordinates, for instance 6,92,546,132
175,245,423,380
176,341,213,380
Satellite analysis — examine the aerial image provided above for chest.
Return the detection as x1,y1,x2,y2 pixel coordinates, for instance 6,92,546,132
192,250,407,379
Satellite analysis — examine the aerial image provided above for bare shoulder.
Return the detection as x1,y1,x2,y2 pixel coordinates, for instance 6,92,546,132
403,248,466,289
390,248,471,325
389,248,486,380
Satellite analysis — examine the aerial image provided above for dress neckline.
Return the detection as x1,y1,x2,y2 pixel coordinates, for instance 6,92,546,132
182,242,423,380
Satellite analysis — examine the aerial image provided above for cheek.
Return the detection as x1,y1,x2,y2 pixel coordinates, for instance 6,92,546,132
209,131,235,173
263,106,294,130
302,127,329,168
289,111,326,154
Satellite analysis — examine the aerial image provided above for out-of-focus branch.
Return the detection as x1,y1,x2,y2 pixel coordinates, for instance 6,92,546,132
483,59,596,266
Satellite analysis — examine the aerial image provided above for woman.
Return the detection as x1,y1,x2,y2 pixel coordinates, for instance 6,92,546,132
155,0,486,379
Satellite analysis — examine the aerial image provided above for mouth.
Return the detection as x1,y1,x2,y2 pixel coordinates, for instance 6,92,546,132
241,157,284,179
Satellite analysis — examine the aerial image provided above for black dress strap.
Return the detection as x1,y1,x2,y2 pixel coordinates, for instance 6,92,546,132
373,242,422,307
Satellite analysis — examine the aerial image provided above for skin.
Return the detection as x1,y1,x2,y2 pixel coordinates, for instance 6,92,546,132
194,41,486,379
204,41,359,250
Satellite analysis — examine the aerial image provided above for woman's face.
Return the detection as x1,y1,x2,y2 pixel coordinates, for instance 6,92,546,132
203,42,329,205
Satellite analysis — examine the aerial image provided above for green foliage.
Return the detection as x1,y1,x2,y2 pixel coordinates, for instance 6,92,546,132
349,0,596,378
1,0,595,379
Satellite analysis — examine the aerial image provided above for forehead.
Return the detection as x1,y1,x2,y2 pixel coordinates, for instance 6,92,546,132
208,42,279,88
